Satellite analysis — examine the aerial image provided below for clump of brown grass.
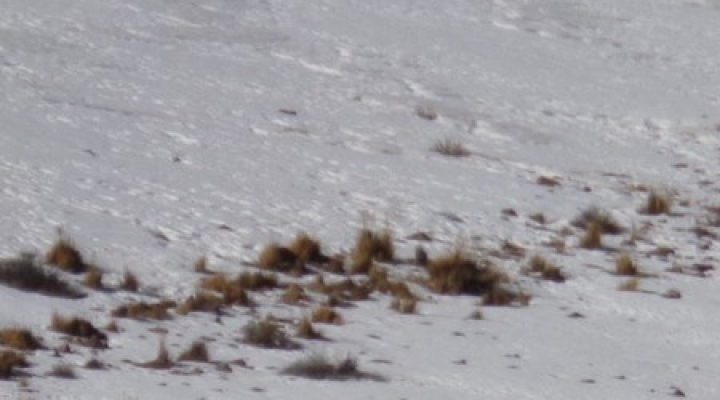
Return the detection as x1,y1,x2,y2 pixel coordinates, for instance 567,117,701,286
46,238,87,274
368,266,416,300
579,221,604,249
120,270,140,292
193,256,210,274
243,317,299,350
523,255,566,283
639,190,672,215
235,271,279,291
178,341,210,363
84,358,106,370
282,354,385,381
308,276,372,303
350,229,394,274
426,250,507,296
111,300,175,320
289,233,328,264
200,274,252,306
390,297,417,314
0,328,43,351
311,305,344,325
432,138,471,157
282,284,308,305
415,246,429,267
0,350,28,378
50,313,107,348
615,254,638,276
48,363,76,379
618,277,640,292
176,291,225,315
258,243,301,273
83,266,103,290
140,340,173,369
0,254,85,299
296,317,324,340
572,207,625,234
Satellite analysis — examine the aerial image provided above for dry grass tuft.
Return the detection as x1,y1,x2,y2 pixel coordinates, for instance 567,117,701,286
296,317,324,340
615,254,638,276
46,238,87,274
639,190,672,215
193,256,210,274
140,340,173,369
178,341,210,363
235,271,279,291
112,300,175,320
83,266,104,290
432,138,471,157
0,350,28,379
289,233,328,264
120,270,140,292
200,274,253,306
84,358,106,370
282,354,385,381
415,246,429,267
427,250,507,296
308,276,372,303
48,363,76,379
350,229,394,274
368,266,416,300
282,284,308,305
524,255,566,283
50,313,107,348
243,317,299,350
258,244,302,273
311,305,344,325
579,221,604,249
0,254,85,299
0,328,43,351
572,207,625,235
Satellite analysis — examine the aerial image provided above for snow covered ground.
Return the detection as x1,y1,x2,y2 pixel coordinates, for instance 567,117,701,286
2,0,720,398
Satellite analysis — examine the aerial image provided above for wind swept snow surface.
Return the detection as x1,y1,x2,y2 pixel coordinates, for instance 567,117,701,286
2,0,720,399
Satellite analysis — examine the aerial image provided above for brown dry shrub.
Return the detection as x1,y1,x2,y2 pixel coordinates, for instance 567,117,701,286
524,255,566,283
282,284,308,305
0,254,85,299
50,313,107,348
0,350,28,378
243,317,299,350
112,300,175,320
120,270,140,292
640,190,672,215
234,271,279,291
282,354,385,381
0,328,43,351
296,317,324,340
289,233,328,263
48,363,76,379
572,207,624,234
200,274,252,306
368,266,416,300
46,239,86,274
415,246,429,267
83,266,103,290
616,254,638,276
258,244,300,273
193,256,209,274
482,286,530,307
311,306,344,325
350,229,394,274
308,275,372,303
178,341,210,363
580,221,603,249
427,250,507,296
140,340,173,369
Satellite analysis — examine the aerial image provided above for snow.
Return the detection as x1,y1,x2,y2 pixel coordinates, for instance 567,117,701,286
1,0,720,398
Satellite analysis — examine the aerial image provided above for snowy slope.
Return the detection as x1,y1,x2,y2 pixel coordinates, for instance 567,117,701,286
2,0,720,398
